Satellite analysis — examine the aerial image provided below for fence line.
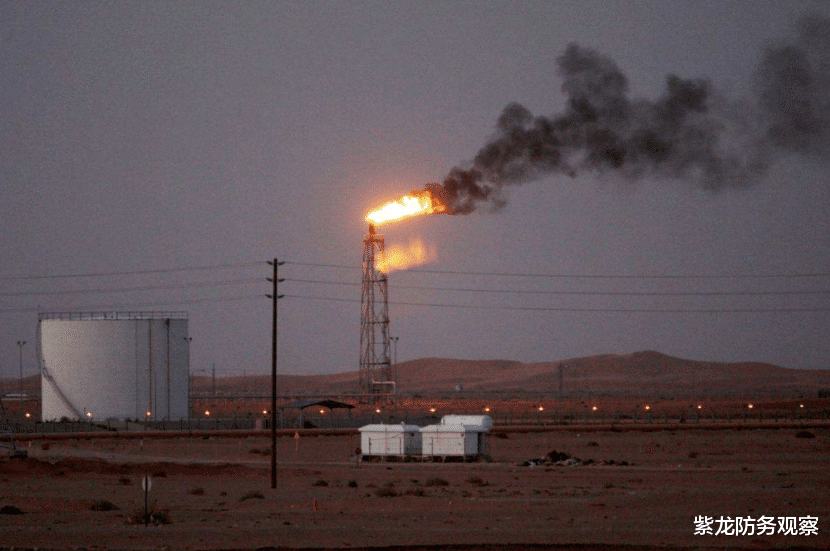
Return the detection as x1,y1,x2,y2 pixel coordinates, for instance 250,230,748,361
6,407,830,435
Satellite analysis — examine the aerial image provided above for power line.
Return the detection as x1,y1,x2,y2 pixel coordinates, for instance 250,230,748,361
284,261,357,270
284,277,829,297
0,261,265,282
284,261,830,280
282,294,830,313
8,258,828,284
0,294,264,314
404,268,830,280
0,278,264,298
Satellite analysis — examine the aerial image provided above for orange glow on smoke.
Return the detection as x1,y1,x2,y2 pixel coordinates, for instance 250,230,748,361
366,190,446,226
376,238,434,273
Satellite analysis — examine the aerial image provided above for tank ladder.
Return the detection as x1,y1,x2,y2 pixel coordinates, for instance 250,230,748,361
41,364,83,419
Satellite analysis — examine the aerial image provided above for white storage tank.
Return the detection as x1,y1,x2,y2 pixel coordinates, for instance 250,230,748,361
358,423,422,457
38,312,189,421
421,414,493,460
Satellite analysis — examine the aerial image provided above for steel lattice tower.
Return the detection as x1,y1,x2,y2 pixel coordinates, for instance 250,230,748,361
360,224,393,401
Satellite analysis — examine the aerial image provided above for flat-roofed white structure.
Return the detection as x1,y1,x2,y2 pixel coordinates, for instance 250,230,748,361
420,414,493,460
439,415,494,431
38,312,189,421
359,423,422,457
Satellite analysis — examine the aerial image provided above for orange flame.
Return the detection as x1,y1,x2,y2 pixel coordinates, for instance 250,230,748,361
377,239,435,273
366,190,446,226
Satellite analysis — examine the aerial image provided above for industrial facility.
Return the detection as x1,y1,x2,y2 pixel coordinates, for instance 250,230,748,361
38,312,189,422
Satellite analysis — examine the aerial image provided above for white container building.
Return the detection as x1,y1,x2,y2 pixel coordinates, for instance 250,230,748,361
358,423,422,457
420,414,493,460
38,312,189,421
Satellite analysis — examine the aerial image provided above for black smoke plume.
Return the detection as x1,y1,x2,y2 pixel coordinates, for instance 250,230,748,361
426,15,830,215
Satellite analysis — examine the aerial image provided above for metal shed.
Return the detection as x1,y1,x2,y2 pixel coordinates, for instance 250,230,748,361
420,414,493,460
279,399,354,429
358,423,422,458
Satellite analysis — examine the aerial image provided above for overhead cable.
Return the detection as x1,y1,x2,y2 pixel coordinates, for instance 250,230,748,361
0,278,264,298
281,293,830,313
0,261,264,281
283,277,829,297
284,261,830,280
0,294,264,314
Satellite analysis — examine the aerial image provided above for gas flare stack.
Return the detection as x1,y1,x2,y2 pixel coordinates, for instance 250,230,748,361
359,223,394,403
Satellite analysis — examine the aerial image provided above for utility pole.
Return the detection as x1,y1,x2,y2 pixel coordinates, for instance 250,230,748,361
267,259,285,490
17,341,26,418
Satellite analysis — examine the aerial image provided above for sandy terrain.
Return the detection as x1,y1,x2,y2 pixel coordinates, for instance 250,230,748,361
2,423,829,551
2,351,829,549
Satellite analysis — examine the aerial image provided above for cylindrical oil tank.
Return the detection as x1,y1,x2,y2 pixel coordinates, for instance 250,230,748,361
38,312,189,421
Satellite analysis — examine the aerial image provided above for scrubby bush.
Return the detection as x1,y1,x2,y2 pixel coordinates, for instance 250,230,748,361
374,486,398,497
347,480,358,488
188,487,205,496
126,508,171,525
312,479,328,487
89,500,118,511
239,490,265,502
0,505,24,515
424,477,449,487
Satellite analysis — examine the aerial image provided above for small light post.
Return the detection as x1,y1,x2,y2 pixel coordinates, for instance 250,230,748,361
17,341,26,418
183,337,193,419
17,341,26,411
390,336,399,385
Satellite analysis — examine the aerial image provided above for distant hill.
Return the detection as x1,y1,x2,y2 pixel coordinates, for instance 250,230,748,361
197,351,830,399
7,351,828,400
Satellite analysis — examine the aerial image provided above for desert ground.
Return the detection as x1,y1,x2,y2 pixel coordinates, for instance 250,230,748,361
3,350,830,550
2,419,829,551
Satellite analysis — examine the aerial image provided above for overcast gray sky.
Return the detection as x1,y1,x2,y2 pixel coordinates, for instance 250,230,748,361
2,1,829,382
